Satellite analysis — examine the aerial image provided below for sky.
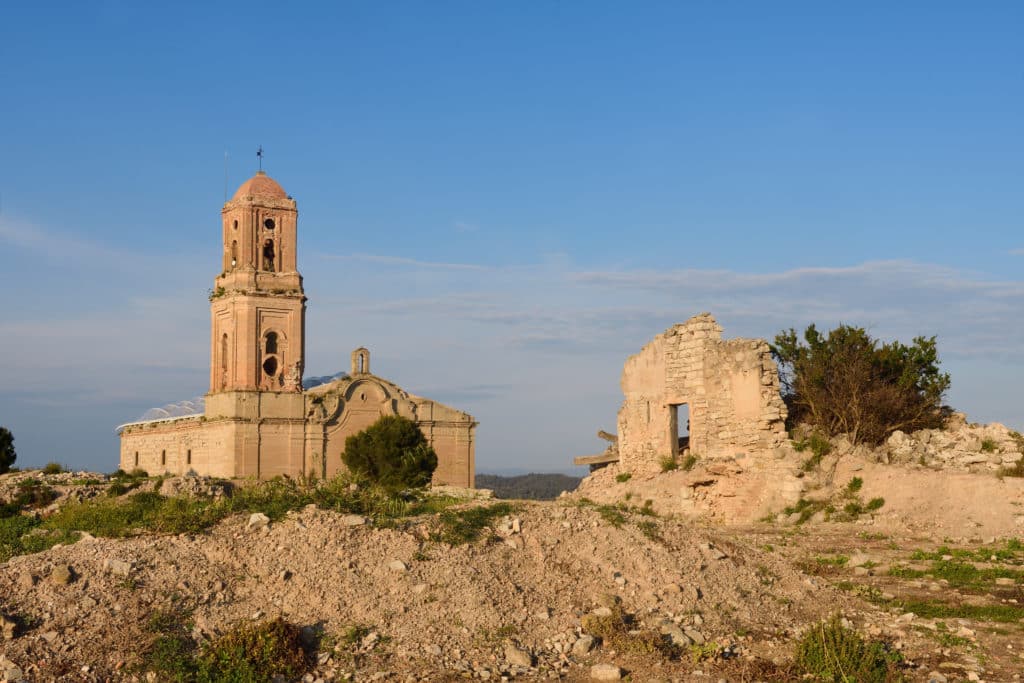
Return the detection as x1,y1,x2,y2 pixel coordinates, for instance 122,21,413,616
1,1,1022,475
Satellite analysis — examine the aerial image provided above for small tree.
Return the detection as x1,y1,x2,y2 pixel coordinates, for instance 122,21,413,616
0,426,15,474
772,324,950,446
342,415,438,489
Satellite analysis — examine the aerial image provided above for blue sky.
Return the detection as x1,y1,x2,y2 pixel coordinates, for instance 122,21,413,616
1,1,1022,474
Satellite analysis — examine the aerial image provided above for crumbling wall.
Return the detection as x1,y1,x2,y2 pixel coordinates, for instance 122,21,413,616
616,313,787,473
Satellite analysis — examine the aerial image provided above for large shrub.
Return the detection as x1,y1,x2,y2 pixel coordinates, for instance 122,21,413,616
342,415,438,489
772,324,949,446
0,427,15,474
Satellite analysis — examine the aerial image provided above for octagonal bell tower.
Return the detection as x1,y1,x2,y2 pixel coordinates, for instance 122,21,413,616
209,170,306,394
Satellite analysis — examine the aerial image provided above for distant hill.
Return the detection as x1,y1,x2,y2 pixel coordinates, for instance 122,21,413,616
475,473,582,500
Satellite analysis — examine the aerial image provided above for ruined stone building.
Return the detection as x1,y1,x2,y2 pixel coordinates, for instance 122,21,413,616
577,313,787,474
118,172,477,486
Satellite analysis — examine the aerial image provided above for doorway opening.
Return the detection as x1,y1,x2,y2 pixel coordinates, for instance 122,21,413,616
669,403,690,458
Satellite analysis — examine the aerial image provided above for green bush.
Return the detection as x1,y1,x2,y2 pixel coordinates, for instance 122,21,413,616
0,427,15,474
980,438,998,453
42,462,65,475
681,453,699,471
772,324,949,445
342,415,437,490
794,615,902,682
197,617,309,682
659,456,678,472
615,472,632,483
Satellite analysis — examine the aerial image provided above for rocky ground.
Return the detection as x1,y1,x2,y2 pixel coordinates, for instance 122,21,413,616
0,466,1022,682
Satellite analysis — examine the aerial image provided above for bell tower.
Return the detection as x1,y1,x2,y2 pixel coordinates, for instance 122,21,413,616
210,170,306,394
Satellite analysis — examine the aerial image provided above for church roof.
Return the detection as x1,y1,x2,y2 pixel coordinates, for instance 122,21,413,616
231,171,287,201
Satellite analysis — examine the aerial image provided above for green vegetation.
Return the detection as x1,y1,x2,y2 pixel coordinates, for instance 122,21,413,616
41,462,65,475
342,415,438,490
0,426,15,474
793,432,833,471
980,438,998,453
615,472,632,483
142,610,310,682
680,453,699,471
895,599,1024,623
815,555,850,567
581,595,679,658
910,540,1024,564
659,455,679,472
0,473,492,562
474,473,581,500
794,615,902,682
772,324,949,445
889,560,1023,591
430,502,517,545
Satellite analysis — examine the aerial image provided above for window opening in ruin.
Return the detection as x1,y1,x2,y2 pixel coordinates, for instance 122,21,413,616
264,218,275,230
134,452,139,467
231,240,238,267
669,403,690,458
263,356,278,376
233,220,238,231
265,332,278,355
262,239,276,272
186,449,192,465
161,450,166,466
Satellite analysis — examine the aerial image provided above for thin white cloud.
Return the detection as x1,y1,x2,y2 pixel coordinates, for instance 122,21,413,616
318,252,489,271
1010,248,1024,256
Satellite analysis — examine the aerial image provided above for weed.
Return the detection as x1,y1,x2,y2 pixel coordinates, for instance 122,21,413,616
615,472,632,483
980,438,998,453
681,454,699,471
636,520,661,542
866,497,885,511
795,433,833,471
815,555,850,567
794,615,902,682
783,498,832,524
431,503,516,545
581,595,678,659
197,617,309,682
41,462,65,475
595,504,626,527
845,477,863,495
659,455,679,472
896,599,1024,623
889,560,1023,590
688,641,720,663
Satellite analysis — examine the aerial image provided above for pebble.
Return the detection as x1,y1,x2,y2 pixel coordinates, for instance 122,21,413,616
340,514,367,527
247,512,270,530
505,645,533,668
388,560,408,572
590,663,622,680
572,635,596,655
49,565,73,586
103,558,133,577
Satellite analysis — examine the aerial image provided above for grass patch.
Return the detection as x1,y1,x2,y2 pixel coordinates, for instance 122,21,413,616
815,554,850,567
581,595,679,659
783,498,832,524
41,462,65,475
980,438,998,454
142,610,310,683
794,615,903,683
659,455,678,472
889,560,1023,590
596,504,627,527
430,502,516,545
896,599,1024,624
615,472,632,483
681,453,699,471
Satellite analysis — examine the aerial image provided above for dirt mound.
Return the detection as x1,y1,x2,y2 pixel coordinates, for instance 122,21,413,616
0,499,877,681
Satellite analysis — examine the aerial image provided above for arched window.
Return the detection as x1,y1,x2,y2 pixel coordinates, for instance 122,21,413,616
262,240,275,272
265,332,278,355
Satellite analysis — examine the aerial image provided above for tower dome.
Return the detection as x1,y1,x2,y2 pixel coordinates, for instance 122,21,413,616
231,170,287,201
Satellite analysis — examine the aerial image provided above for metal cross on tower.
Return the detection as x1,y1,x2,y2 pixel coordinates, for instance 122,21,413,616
257,145,264,170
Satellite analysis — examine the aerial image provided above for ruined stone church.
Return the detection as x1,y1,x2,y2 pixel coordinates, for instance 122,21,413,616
118,171,477,486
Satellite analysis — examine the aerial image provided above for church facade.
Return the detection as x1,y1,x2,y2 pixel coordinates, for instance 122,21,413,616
118,171,477,487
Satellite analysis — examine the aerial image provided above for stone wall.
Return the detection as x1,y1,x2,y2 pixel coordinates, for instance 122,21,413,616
616,313,787,473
